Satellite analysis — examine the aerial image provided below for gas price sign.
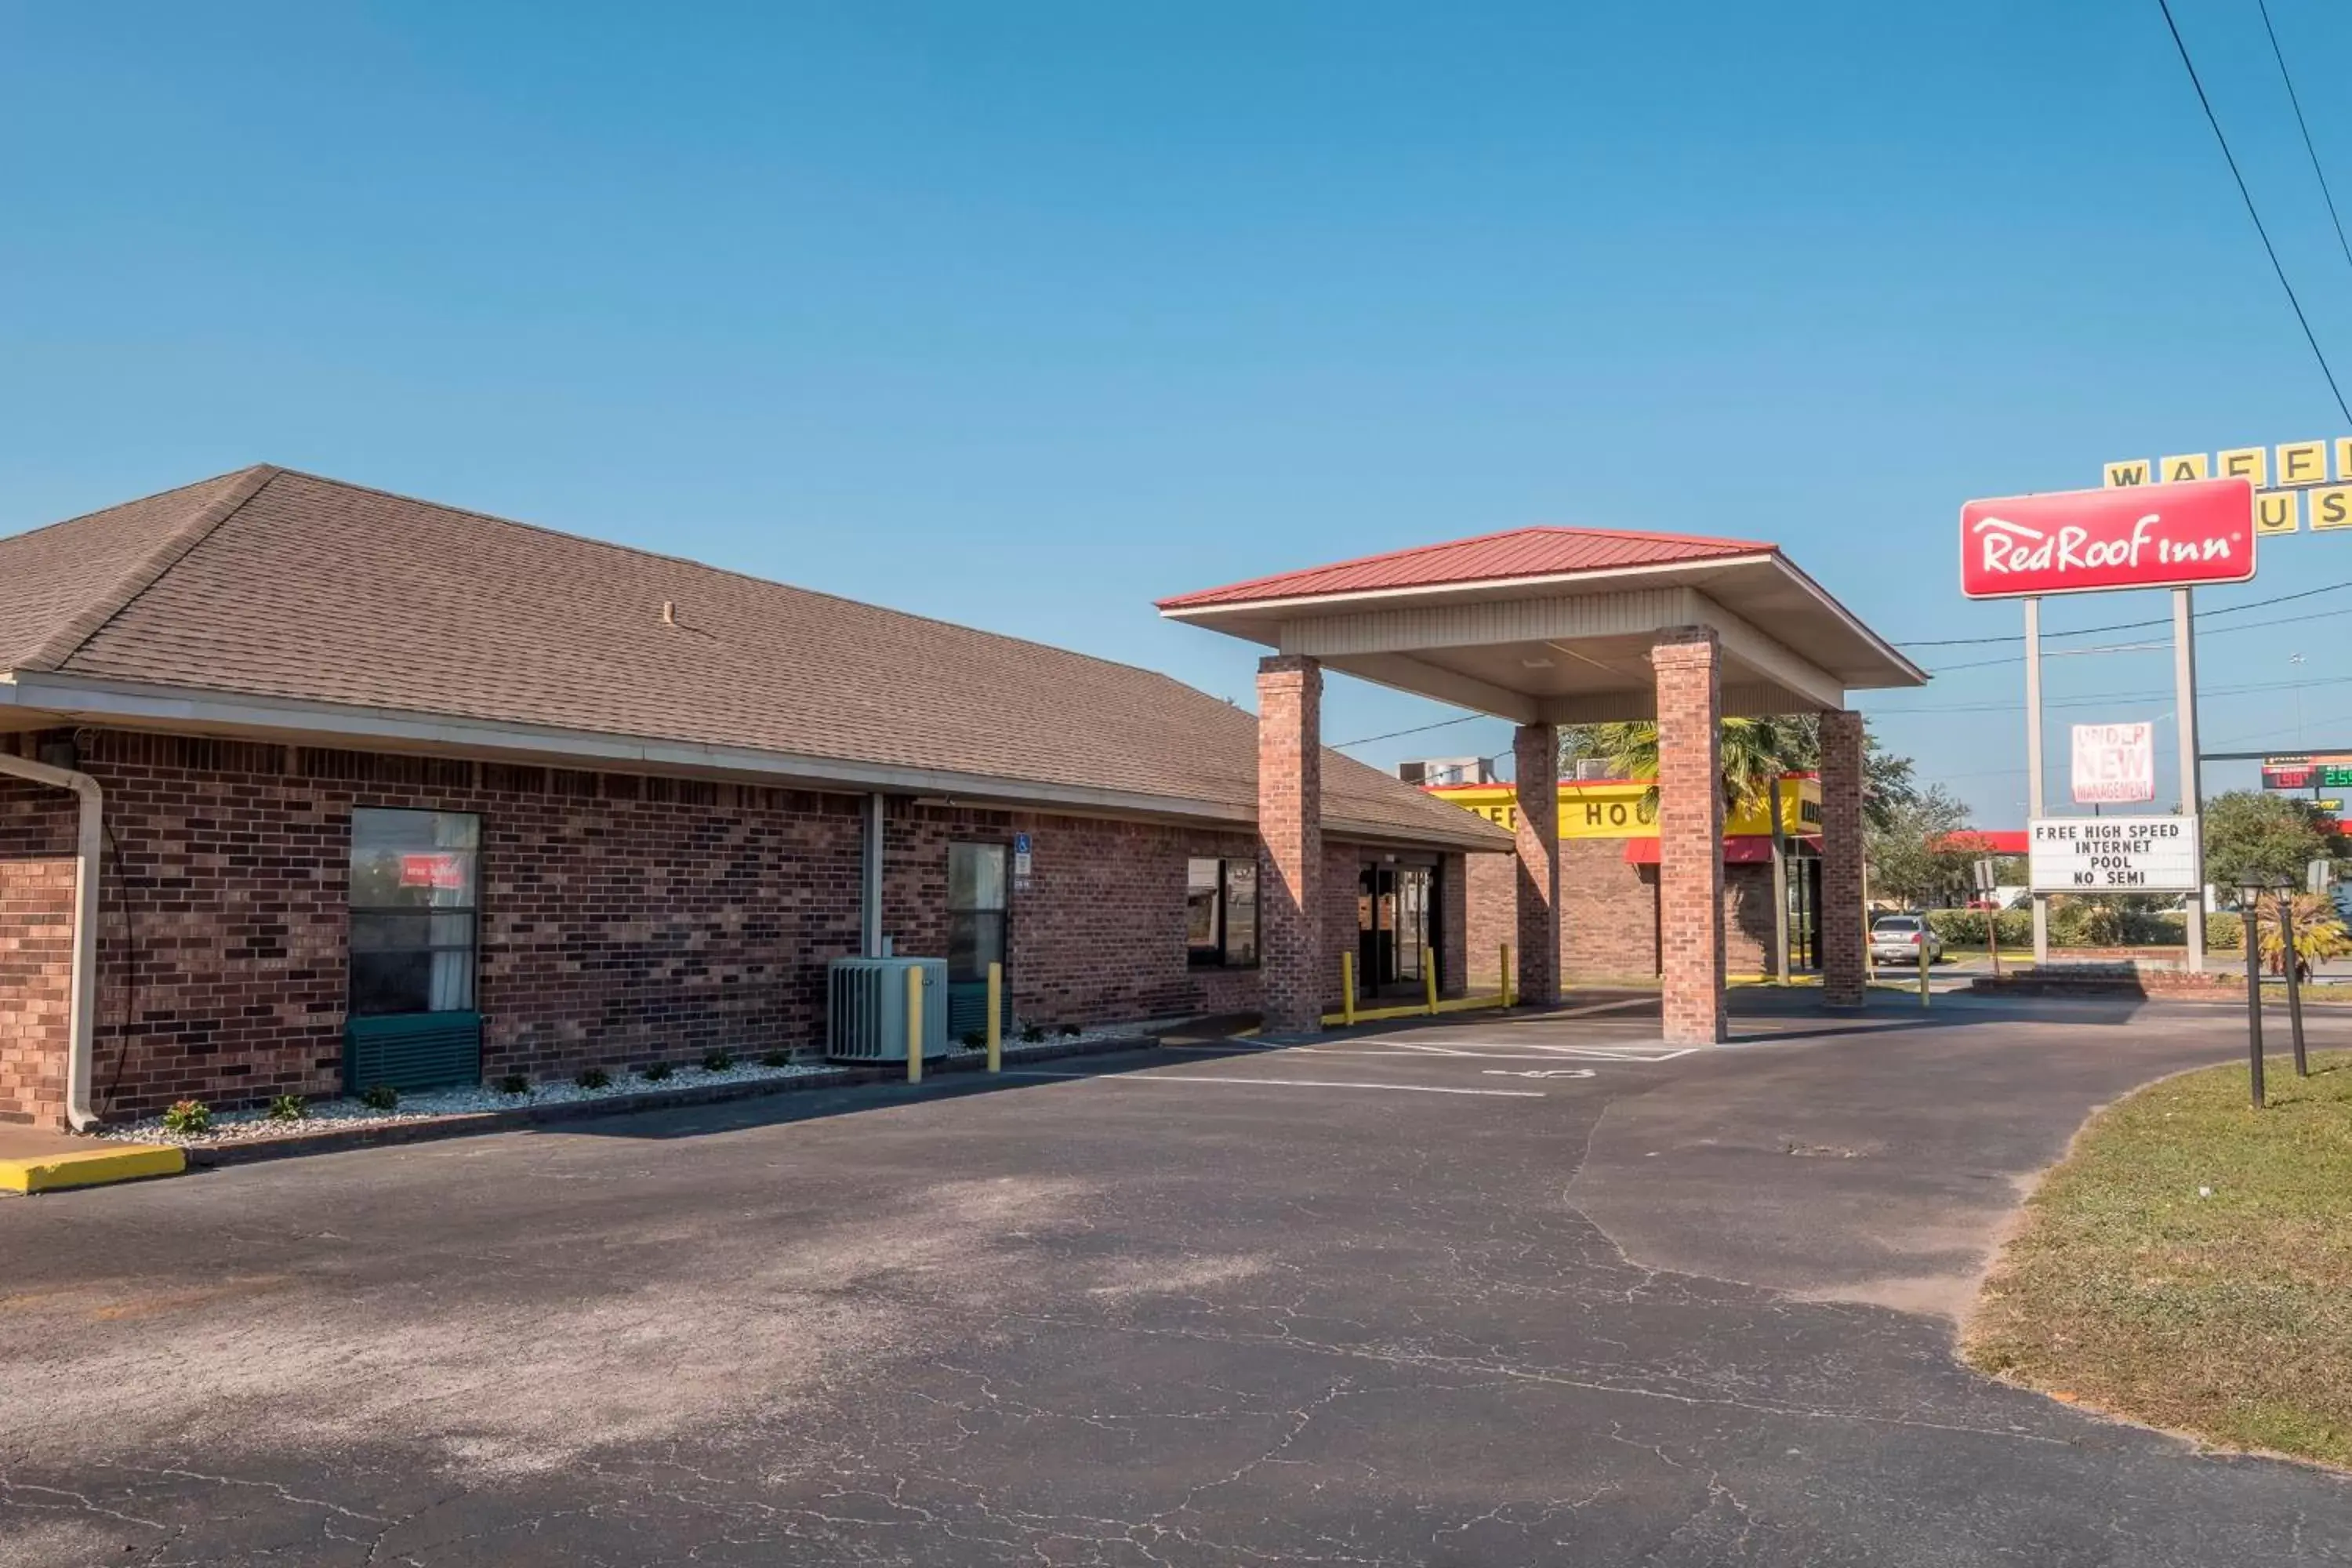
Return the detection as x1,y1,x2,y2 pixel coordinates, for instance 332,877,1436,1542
2028,817,2201,894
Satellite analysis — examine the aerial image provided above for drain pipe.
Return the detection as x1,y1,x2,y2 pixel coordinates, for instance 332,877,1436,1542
0,751,103,1131
862,792,886,957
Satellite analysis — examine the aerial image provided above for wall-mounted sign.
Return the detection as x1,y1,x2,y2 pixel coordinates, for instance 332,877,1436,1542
2071,722,2155,804
1427,776,1818,840
2028,816,2200,893
1960,478,2255,598
1012,831,1033,892
2104,440,2352,535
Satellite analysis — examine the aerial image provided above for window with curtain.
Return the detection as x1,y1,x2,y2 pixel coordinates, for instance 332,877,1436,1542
349,809,481,1016
1186,856,1258,967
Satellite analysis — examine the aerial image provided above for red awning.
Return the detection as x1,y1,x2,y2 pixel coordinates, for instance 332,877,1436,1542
1622,835,1813,866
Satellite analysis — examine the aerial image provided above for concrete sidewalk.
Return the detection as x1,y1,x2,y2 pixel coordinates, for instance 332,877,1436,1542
0,1123,181,1194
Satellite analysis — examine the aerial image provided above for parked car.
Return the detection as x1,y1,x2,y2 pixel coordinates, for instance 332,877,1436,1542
1870,913,1944,965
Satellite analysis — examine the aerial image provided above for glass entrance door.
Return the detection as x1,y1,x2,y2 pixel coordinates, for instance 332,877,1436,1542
1356,862,1436,996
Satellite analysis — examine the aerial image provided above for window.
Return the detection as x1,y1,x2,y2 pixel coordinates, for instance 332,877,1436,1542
948,842,1008,985
1186,857,1258,967
349,809,481,1017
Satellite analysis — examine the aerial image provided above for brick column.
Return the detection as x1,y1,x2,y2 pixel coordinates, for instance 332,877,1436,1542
0,858,77,1128
1512,723,1561,1007
1652,630,1726,1044
1257,655,1324,1034
1818,709,1867,1007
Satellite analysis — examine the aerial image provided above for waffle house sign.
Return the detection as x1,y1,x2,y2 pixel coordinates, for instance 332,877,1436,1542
2103,440,2352,534
1428,775,1821,841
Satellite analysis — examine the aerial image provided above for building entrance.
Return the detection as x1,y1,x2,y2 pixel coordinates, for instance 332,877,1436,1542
1357,860,1437,997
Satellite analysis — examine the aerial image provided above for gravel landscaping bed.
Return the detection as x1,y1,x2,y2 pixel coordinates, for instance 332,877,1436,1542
97,1025,1156,1151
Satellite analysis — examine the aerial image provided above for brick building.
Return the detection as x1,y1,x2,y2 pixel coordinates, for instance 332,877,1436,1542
1432,774,1824,984
0,466,1507,1127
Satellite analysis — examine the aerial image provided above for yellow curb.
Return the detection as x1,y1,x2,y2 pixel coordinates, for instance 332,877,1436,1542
0,1144,185,1194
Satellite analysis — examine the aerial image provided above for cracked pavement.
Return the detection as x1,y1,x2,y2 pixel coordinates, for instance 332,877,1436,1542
4,989,2349,1564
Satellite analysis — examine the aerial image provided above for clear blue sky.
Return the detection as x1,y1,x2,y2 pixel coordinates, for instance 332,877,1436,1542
8,1,2352,821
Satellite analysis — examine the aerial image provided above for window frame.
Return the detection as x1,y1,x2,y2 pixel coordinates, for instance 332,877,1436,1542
1186,855,1259,969
347,808,483,1019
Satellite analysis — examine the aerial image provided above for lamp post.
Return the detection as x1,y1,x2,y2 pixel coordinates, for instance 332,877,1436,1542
2281,887,2309,1078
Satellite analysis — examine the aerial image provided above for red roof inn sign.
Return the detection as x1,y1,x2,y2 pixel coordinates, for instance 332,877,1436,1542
1956,477,2253,970
1960,477,2255,598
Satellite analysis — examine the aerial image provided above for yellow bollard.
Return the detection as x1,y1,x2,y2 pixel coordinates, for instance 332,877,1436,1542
1341,951,1356,1027
906,964,924,1083
1501,943,1515,1009
1424,964,1439,1017
985,960,1002,1073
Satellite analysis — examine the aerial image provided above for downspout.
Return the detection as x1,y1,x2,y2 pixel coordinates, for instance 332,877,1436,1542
862,792,886,957
0,751,104,1131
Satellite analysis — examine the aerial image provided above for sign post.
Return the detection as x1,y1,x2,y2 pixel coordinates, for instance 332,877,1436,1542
2025,597,2047,964
1963,479,2253,973
2174,590,2205,972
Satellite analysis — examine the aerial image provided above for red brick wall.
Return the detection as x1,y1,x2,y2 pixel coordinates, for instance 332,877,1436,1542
1438,851,1468,999
1819,710,1867,1007
1653,630,1727,1043
1512,723,1562,1004
1725,862,1774,976
0,726,1467,1118
1466,833,1773,986
0,858,74,1125
1255,656,1323,1032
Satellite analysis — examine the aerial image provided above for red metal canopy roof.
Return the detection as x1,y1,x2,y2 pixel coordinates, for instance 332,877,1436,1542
1156,525,1779,611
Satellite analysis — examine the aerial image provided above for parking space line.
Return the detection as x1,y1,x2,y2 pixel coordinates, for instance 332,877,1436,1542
1299,1042,1697,1063
995,1071,1544,1098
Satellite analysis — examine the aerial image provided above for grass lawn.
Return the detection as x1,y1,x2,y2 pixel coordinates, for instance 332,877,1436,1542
1964,1052,2352,1468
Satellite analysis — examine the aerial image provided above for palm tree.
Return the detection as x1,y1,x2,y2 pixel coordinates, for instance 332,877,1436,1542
1561,714,1818,818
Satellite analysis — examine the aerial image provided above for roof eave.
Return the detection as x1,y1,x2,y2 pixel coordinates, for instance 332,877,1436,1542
0,669,1500,848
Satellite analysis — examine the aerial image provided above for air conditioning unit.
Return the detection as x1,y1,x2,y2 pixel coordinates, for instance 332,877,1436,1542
826,956,949,1062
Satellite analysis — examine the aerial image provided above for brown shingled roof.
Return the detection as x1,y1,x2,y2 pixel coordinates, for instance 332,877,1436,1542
0,466,1508,851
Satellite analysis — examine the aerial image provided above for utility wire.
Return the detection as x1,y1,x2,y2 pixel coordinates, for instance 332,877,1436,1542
1893,578,2352,648
1920,601,2352,673
2156,0,2352,425
2257,0,2352,281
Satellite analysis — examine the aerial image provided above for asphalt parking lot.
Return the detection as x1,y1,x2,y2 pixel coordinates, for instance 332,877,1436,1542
5,990,2350,1565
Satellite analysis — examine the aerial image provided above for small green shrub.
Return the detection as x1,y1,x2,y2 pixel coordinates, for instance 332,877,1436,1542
760,1049,793,1069
265,1093,307,1123
2209,910,2245,951
495,1074,531,1096
960,1030,986,1051
641,1062,673,1083
1020,1024,1047,1044
701,1049,735,1072
1059,1022,1083,1038
359,1083,400,1112
575,1067,612,1090
161,1098,211,1134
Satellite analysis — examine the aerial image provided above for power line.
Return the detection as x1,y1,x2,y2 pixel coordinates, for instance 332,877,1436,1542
1330,714,1485,749
2155,0,2352,425
1868,668,2352,717
2257,0,2352,281
1918,601,2352,673
1893,578,2352,648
